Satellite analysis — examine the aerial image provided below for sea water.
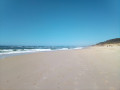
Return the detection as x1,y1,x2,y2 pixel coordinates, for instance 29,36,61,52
0,46,83,59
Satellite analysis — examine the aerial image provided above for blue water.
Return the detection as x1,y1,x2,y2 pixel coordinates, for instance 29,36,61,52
0,46,83,59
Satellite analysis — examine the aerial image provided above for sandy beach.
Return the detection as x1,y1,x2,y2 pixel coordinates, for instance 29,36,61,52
0,46,120,90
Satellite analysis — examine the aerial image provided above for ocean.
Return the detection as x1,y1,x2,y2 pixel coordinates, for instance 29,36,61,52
0,46,83,59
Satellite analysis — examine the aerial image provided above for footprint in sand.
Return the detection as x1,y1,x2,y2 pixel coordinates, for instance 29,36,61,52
104,80,109,84
109,87,116,90
74,81,79,85
6,80,9,83
33,82,37,85
17,76,21,79
42,76,48,80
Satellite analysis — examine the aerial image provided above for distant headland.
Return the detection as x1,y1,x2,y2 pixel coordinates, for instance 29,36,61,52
96,38,120,46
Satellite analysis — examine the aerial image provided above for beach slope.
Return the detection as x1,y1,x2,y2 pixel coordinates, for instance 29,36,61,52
0,46,120,90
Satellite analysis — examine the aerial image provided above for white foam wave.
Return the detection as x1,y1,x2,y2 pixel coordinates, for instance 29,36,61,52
58,48,69,50
73,47,83,49
0,47,84,56
0,49,52,55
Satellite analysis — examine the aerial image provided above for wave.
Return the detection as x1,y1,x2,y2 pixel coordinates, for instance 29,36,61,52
0,47,84,55
73,47,83,49
0,46,84,59
0,49,52,55
57,48,69,50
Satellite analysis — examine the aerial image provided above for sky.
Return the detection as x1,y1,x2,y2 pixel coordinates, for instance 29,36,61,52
0,0,120,46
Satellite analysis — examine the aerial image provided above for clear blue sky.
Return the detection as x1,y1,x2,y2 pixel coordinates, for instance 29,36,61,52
0,0,119,46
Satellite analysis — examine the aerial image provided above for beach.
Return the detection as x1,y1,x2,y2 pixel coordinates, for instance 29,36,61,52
0,46,120,90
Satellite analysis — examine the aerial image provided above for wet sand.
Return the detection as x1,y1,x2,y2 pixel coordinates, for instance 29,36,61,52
0,46,120,90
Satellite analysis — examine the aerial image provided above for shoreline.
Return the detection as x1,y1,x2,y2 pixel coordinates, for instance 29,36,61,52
0,47,84,59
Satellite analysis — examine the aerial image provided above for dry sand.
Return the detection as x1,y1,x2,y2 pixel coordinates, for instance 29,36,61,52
0,46,120,90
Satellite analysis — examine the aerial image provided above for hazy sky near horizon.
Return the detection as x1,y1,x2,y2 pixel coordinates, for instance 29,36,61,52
0,0,119,46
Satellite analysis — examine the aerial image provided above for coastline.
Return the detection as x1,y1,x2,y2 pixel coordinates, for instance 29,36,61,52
0,47,84,59
0,46,120,89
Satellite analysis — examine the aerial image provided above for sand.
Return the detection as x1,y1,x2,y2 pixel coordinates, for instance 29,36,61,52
0,46,120,90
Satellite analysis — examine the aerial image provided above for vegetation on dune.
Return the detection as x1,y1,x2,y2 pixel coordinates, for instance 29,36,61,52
96,38,120,45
